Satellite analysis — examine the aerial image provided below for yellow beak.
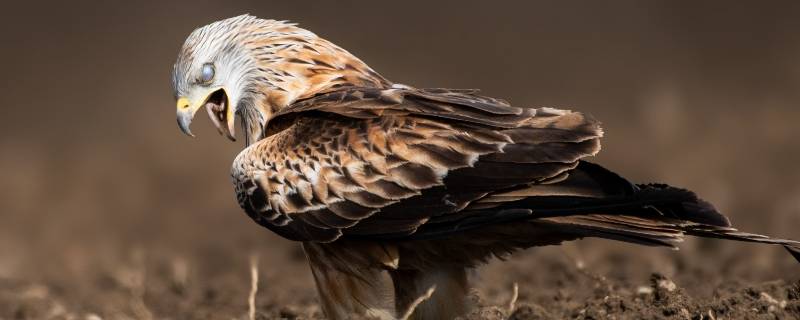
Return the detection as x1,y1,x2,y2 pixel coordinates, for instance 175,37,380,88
176,97,202,137
175,89,236,141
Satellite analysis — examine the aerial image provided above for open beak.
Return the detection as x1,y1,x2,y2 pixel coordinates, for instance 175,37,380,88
176,89,236,141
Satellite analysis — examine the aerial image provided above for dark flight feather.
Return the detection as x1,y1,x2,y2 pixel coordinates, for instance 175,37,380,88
232,87,800,262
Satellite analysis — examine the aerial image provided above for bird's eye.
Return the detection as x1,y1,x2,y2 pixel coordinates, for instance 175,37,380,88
200,63,215,84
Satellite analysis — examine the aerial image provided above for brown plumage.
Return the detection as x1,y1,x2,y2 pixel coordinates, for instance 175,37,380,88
173,15,800,319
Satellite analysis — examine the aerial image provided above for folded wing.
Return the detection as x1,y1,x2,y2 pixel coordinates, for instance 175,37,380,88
231,86,800,262
231,87,601,241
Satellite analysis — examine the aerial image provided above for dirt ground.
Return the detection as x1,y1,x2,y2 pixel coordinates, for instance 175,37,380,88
1,1,800,319
1,238,799,319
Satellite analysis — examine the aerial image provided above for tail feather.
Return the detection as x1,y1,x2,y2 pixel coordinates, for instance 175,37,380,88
535,215,800,263
409,161,800,263
683,225,800,262
786,246,800,262
536,214,686,247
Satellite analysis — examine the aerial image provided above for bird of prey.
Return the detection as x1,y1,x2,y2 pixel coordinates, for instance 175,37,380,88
173,15,799,320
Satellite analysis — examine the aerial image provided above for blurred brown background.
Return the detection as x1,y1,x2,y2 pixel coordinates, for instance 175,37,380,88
1,1,799,318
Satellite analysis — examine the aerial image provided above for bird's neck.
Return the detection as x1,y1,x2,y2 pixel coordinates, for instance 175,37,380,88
253,36,391,111
242,36,390,145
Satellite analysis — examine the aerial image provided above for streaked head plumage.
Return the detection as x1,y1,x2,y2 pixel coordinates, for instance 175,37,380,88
172,14,388,144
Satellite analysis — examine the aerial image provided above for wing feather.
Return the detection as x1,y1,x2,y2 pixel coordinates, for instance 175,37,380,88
231,87,602,242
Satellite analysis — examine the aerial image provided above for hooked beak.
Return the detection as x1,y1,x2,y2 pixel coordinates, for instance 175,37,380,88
176,89,236,141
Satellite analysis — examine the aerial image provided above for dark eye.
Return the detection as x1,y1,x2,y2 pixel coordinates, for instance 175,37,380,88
200,63,215,84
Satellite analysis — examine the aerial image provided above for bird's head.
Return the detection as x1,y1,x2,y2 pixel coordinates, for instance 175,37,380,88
172,14,389,145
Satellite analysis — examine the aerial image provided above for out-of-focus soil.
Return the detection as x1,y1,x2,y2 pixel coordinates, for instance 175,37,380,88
1,241,799,319
1,1,799,319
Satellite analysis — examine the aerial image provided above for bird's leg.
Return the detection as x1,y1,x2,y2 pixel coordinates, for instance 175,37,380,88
390,266,470,320
302,242,397,320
